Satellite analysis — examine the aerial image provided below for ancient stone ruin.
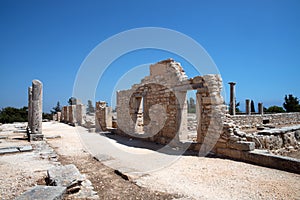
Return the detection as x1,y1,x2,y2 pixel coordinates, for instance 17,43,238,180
51,59,300,173
116,58,225,150
27,79,43,141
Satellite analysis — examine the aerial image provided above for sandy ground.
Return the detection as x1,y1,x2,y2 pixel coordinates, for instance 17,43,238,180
1,122,300,199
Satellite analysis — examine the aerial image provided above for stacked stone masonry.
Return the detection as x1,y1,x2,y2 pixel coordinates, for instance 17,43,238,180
230,113,300,129
117,59,226,147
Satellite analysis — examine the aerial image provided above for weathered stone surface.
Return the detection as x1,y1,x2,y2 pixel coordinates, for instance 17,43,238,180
0,145,32,155
28,87,33,131
15,185,66,200
228,141,255,151
31,79,43,134
117,59,224,147
47,164,85,188
95,101,112,132
231,113,300,129
30,133,44,141
94,154,114,162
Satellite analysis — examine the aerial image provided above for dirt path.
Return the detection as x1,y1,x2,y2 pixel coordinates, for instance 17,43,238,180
43,122,300,200
44,122,177,199
1,122,300,199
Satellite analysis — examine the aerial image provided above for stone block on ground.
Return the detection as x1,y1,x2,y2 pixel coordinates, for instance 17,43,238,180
15,185,66,200
47,164,85,188
0,145,32,155
228,141,255,151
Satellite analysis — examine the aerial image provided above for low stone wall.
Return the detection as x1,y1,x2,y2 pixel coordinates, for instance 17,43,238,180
230,113,300,129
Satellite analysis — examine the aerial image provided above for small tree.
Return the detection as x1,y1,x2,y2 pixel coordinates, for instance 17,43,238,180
266,106,285,113
51,101,61,114
283,94,300,112
235,101,241,113
251,100,255,113
87,100,95,114
0,106,28,123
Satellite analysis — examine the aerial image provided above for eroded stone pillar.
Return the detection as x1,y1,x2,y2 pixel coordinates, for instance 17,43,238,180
28,87,32,131
68,105,76,125
95,101,112,132
229,82,236,115
63,106,69,123
246,99,251,115
258,102,263,115
76,104,86,126
57,112,61,121
31,80,43,140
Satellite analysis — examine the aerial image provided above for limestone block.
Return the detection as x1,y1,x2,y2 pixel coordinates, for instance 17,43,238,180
47,164,85,188
15,185,66,200
228,141,255,151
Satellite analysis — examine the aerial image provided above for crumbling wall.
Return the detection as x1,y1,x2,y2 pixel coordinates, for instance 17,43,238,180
116,59,226,146
230,113,300,129
117,59,188,144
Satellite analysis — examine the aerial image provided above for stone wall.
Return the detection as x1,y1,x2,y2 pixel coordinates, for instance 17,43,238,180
230,113,300,129
116,59,225,146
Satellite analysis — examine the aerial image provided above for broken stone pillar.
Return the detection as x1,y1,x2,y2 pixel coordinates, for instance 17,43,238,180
57,112,61,121
258,102,263,115
30,80,43,140
52,114,57,121
61,109,64,122
27,87,32,131
95,101,112,131
246,99,251,115
63,106,69,123
76,104,86,126
228,82,236,115
68,105,76,125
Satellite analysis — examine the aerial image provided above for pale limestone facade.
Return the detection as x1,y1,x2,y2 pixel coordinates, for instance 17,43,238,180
95,101,112,132
116,59,226,145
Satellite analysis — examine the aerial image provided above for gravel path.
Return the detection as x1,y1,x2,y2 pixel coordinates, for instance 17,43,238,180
1,122,300,199
44,122,300,200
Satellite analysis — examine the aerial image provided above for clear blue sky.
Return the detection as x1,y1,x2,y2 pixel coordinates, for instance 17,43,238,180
0,0,299,112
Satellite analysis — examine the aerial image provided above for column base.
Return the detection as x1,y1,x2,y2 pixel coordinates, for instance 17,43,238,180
30,134,44,141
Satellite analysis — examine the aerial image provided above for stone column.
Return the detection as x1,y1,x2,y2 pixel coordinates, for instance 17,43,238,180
30,80,43,140
76,104,86,126
28,87,32,131
95,101,112,132
246,99,251,115
228,82,236,115
63,106,69,123
68,105,76,125
57,111,61,121
258,102,263,115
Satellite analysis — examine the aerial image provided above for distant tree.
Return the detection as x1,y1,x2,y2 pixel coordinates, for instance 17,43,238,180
0,106,28,123
266,106,285,113
250,100,255,113
283,94,300,112
263,107,268,113
68,97,77,105
51,101,61,114
87,100,95,114
235,101,241,113
42,112,52,120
